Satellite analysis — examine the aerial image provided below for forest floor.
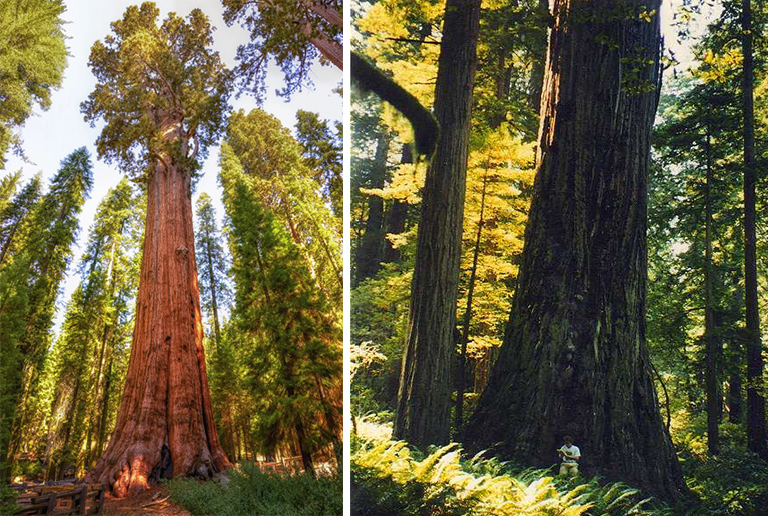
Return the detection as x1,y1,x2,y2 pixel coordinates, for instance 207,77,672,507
103,485,190,516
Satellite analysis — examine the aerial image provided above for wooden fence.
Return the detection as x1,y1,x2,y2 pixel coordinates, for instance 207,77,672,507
12,484,104,515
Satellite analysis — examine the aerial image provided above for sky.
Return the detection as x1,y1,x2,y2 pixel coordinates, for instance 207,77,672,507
2,0,342,332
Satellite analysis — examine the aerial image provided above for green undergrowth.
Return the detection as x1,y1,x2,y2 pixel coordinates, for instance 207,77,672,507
351,421,678,516
674,420,768,516
0,485,20,516
165,462,342,516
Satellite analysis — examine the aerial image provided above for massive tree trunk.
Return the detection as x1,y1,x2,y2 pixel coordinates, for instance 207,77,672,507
393,0,481,449
741,0,768,459
84,115,230,497
463,0,685,501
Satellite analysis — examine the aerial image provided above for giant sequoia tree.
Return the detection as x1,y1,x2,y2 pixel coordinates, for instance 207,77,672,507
393,0,481,448
81,3,230,496
463,0,686,501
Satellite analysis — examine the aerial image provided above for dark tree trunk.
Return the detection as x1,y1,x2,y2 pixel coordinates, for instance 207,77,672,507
462,0,685,502
741,0,768,458
455,171,488,430
354,132,390,285
728,371,743,423
704,126,719,455
528,0,549,114
96,355,113,461
84,115,230,496
382,145,412,264
205,246,222,346
393,0,481,449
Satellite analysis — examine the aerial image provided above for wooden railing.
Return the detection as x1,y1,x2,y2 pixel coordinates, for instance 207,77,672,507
12,484,104,515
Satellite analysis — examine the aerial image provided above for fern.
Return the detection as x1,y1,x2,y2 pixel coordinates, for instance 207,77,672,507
352,422,673,516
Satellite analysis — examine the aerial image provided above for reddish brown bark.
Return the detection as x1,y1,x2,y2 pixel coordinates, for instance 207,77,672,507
84,117,229,496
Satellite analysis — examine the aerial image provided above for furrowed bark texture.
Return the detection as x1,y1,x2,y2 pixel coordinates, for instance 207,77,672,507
463,0,685,502
741,0,768,458
393,0,480,449
85,120,229,496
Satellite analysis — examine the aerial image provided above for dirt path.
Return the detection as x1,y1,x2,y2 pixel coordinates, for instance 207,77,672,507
103,485,190,516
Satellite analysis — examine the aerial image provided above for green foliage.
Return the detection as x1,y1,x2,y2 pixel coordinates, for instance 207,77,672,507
38,178,142,479
221,155,342,465
225,109,342,316
0,148,92,480
0,0,68,168
294,110,343,219
81,2,230,179
352,425,674,516
166,462,342,516
222,0,342,99
0,483,19,515
195,192,230,345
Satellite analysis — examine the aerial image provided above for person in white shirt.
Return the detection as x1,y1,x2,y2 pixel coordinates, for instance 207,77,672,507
557,435,581,477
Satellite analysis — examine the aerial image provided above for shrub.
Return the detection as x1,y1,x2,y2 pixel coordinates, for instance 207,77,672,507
166,462,342,516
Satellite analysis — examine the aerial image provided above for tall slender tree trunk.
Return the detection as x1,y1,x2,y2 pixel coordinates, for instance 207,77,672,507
729,372,743,423
205,248,222,346
393,0,481,449
455,170,489,430
354,132,390,285
382,145,411,264
96,355,113,460
704,126,720,455
741,0,767,458
463,0,685,501
84,115,229,496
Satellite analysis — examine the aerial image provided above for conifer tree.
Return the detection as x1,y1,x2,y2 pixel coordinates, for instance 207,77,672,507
80,3,231,495
195,193,230,347
224,109,342,312
42,179,141,479
0,0,68,167
294,110,343,219
221,159,342,474
0,174,43,268
393,0,482,449
463,0,685,501
222,0,342,99
0,147,92,480
0,171,21,211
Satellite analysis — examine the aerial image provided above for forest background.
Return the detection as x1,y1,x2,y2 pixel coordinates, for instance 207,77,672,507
0,0,343,510
350,0,768,515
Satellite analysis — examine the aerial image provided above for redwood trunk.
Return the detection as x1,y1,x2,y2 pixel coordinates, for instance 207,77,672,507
741,0,768,458
84,127,229,496
393,0,480,448
299,23,342,70
463,0,685,501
